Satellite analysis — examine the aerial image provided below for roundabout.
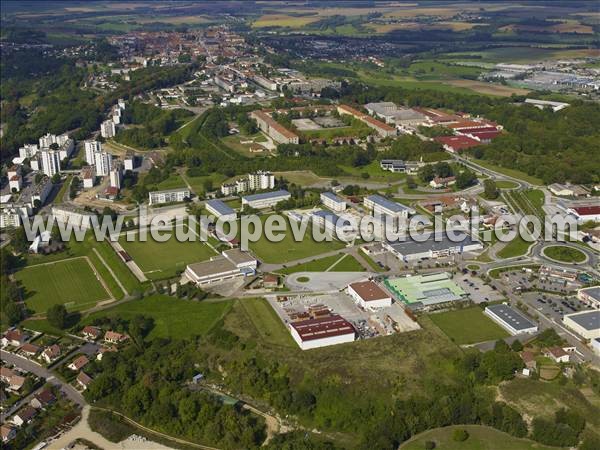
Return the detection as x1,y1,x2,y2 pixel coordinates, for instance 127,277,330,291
541,245,588,264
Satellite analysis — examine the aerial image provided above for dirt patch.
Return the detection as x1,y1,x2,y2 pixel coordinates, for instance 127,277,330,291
446,79,530,96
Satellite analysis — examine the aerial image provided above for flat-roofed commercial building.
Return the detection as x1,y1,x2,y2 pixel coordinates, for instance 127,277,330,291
484,304,538,335
578,286,600,309
563,310,600,340
205,199,236,221
384,232,483,261
364,194,414,218
348,280,392,310
384,272,467,310
337,104,397,137
289,314,356,350
320,191,346,212
148,188,190,205
250,110,299,144
242,190,291,209
185,249,257,285
593,337,600,356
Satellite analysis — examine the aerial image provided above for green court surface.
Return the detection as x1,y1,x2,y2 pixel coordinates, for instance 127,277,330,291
15,258,111,314
429,307,509,345
119,230,218,280
385,272,466,307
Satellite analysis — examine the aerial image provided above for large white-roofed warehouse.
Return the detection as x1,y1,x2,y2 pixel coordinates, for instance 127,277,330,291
384,272,467,310
484,304,538,335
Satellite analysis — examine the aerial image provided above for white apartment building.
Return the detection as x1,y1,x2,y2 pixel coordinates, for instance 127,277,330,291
124,152,135,171
320,191,346,212
40,149,61,177
248,171,275,190
18,144,38,160
39,133,69,149
364,194,414,218
81,166,95,189
84,141,102,165
109,164,123,189
148,188,190,205
241,190,291,209
100,120,116,138
94,151,112,176
221,183,237,196
57,139,75,161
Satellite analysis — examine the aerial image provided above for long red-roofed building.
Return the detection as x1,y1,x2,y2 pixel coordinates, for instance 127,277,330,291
289,314,356,350
567,205,600,222
434,135,481,153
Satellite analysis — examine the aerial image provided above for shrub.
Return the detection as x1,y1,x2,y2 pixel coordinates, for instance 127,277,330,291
452,429,469,442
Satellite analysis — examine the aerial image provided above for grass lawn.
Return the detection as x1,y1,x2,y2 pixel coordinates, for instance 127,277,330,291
471,159,543,185
543,246,587,263
338,161,407,182
277,254,343,274
53,175,72,205
119,231,218,280
497,235,533,259
83,295,233,339
246,215,345,264
16,258,111,314
184,172,228,195
150,174,187,191
400,424,558,450
238,298,295,347
429,307,509,345
488,265,540,279
495,180,519,189
22,318,68,336
329,254,366,272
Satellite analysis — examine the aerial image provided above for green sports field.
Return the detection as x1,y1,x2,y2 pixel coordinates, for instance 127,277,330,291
84,295,232,339
246,215,346,264
119,231,218,280
16,258,111,314
429,307,509,345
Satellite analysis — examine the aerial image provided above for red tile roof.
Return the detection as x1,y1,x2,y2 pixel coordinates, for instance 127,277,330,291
572,206,600,216
434,135,481,151
290,314,355,342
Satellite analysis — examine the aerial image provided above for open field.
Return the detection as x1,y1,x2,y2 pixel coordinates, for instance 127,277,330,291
119,231,218,280
543,246,587,263
500,378,600,434
245,215,346,264
497,236,533,259
495,180,520,189
273,170,328,187
15,258,111,314
401,424,559,450
277,253,365,274
84,295,233,339
183,172,227,195
445,79,530,96
439,46,600,63
429,307,509,345
252,14,320,28
238,298,295,347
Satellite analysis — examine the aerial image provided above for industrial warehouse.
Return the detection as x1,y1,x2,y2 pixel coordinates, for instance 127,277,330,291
384,272,467,310
484,304,539,335
384,232,483,261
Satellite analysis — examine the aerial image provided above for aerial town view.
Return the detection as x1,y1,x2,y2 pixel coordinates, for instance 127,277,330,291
0,1,599,449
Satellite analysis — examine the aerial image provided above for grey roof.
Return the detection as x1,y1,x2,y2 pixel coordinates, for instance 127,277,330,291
565,310,600,331
486,304,537,331
321,191,344,203
367,194,411,213
580,286,600,301
242,189,290,202
206,199,235,217
312,209,352,227
386,232,481,256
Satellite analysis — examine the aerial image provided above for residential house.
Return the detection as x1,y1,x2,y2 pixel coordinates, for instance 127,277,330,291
82,326,102,341
68,355,89,371
520,351,537,371
430,176,456,189
76,371,93,390
96,346,117,361
104,330,128,344
30,389,56,409
41,344,61,364
19,343,40,358
11,406,37,427
1,424,17,443
1,329,27,347
544,347,570,363
0,367,26,392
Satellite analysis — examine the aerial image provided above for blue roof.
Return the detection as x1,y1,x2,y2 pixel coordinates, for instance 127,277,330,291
367,194,411,213
206,199,235,216
242,190,290,202
313,210,352,227
321,191,344,203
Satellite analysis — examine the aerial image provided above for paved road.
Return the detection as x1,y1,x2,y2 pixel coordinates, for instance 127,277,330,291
1,350,85,407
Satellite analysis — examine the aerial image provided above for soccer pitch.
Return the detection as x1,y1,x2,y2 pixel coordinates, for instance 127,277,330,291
119,233,218,280
429,307,509,345
15,257,111,314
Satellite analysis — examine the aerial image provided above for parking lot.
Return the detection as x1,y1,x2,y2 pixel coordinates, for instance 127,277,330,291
267,290,420,340
520,291,593,323
500,270,581,296
455,272,504,304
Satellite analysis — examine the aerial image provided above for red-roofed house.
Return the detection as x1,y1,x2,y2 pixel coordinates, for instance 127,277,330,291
430,176,456,189
544,347,570,363
19,343,40,357
41,344,61,364
1,329,28,347
11,406,37,427
76,371,93,390
434,135,481,153
348,281,392,310
30,389,56,409
289,314,356,350
82,326,102,341
68,355,89,371
1,424,17,443
104,330,128,344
